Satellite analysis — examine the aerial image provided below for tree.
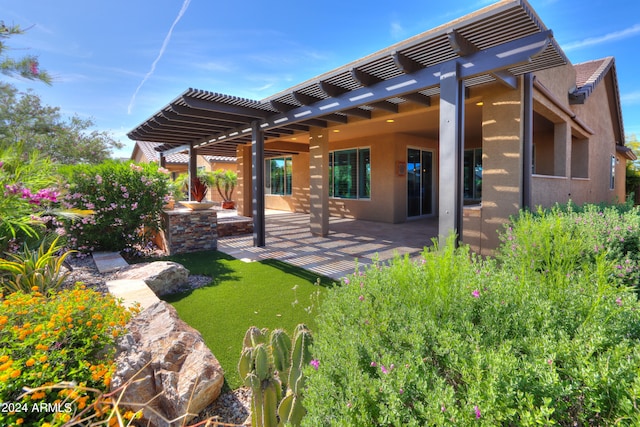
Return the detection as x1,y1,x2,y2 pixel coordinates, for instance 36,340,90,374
0,83,123,164
0,20,52,84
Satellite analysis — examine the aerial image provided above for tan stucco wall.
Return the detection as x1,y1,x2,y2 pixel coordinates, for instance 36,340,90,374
467,83,524,255
531,65,622,207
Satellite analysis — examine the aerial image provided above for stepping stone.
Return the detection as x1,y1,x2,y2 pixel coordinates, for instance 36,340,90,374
106,279,160,310
92,252,129,273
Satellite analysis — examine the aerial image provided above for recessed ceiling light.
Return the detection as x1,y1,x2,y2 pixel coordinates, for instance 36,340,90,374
333,129,341,133
386,119,395,123
476,101,484,106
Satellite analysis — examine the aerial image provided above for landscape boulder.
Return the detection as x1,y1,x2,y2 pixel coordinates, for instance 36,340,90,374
115,261,189,296
111,301,224,427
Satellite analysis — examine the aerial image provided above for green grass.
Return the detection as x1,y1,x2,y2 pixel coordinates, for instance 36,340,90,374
159,250,335,389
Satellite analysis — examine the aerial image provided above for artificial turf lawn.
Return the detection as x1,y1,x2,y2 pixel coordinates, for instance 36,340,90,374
159,250,335,389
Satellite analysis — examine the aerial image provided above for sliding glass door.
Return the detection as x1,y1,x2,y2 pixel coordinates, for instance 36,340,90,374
407,148,433,218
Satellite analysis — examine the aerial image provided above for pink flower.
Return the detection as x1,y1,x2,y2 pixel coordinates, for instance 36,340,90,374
30,60,38,75
474,405,481,419
380,365,388,374
309,359,320,370
370,361,377,367
472,290,480,298
359,295,364,301
616,297,623,306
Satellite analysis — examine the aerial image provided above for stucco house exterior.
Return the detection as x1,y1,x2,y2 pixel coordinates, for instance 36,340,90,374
128,0,634,255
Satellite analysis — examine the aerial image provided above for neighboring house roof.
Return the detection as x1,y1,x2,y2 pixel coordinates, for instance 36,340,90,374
571,57,625,146
132,141,236,163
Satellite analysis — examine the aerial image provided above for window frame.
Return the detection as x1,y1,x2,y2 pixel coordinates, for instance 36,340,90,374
265,156,293,196
328,147,371,200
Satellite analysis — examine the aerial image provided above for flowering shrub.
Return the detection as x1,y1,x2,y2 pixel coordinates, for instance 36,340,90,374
0,145,60,252
0,285,138,426
304,209,640,425
499,202,640,291
59,161,171,253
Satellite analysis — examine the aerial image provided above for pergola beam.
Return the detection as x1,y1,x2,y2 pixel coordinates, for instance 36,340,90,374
182,95,271,119
201,31,551,146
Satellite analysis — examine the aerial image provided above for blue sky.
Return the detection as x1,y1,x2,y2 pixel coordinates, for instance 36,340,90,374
3,0,640,158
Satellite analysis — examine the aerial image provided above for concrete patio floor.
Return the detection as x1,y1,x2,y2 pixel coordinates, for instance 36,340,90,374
216,210,438,280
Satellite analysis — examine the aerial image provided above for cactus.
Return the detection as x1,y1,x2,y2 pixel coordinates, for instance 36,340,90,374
238,324,313,427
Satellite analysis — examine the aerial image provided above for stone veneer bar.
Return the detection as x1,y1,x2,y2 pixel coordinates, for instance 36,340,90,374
162,208,217,255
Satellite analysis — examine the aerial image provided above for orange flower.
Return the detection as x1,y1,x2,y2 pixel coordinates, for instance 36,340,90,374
11,369,21,378
25,358,35,367
39,355,48,363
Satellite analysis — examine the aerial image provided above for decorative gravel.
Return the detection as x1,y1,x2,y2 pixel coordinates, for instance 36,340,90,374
61,254,252,426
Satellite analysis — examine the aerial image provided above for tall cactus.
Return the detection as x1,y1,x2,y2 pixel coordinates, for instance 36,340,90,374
238,324,313,427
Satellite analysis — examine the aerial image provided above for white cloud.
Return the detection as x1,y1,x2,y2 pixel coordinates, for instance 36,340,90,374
563,23,640,51
621,90,640,106
390,20,405,40
128,0,191,114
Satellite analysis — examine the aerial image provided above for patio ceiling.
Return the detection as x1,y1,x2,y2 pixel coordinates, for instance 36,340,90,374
128,0,568,157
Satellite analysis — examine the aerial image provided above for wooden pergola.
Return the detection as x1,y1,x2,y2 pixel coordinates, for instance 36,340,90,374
128,0,568,247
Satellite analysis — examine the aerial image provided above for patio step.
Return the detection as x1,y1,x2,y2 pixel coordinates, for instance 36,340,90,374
105,279,160,310
92,251,160,310
92,251,129,273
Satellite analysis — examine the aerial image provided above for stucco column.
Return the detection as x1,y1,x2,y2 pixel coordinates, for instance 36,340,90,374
309,127,329,236
480,84,523,253
554,122,569,177
236,144,252,217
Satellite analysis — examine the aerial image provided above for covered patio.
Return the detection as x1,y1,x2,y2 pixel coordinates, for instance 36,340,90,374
217,210,437,279
129,0,568,254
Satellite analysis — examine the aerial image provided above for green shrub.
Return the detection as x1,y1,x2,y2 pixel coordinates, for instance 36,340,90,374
304,224,640,425
0,285,137,426
59,161,171,253
499,203,640,291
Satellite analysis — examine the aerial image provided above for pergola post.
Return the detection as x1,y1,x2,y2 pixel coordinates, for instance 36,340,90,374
438,61,465,247
252,121,266,247
188,144,197,201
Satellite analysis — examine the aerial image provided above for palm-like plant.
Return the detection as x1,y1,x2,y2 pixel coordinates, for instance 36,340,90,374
212,169,237,202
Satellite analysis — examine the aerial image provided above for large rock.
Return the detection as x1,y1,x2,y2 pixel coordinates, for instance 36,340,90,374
116,261,189,296
111,301,224,427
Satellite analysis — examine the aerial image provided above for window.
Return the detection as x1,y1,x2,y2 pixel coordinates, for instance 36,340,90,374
610,155,616,190
265,157,292,195
464,148,482,201
329,148,370,199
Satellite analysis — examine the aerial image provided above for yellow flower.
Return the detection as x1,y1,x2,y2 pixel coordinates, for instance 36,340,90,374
0,355,9,363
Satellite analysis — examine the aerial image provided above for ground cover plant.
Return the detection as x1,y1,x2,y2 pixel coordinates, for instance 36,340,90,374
161,250,333,389
303,205,640,426
0,285,138,426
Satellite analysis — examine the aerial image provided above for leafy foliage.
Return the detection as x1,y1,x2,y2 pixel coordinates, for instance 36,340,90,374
0,83,123,163
304,206,640,426
0,285,137,426
0,235,73,294
212,169,237,202
59,161,171,253
0,144,59,251
0,21,52,84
